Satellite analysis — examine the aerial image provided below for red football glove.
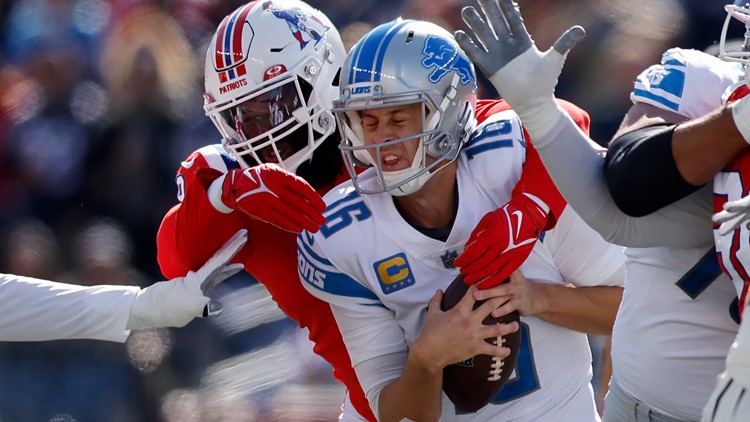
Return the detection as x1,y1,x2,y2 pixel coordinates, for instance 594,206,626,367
455,193,550,289
207,163,327,233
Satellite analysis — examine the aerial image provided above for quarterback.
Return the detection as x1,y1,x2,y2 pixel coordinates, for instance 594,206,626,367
298,19,624,422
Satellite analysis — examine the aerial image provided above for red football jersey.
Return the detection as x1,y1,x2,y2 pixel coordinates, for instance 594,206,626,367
156,144,376,420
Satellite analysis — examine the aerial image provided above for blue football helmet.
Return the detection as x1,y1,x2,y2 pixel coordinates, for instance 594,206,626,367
334,19,477,196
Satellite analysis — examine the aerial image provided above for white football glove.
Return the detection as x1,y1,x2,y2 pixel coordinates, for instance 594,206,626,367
714,196,750,236
454,0,585,139
126,229,247,330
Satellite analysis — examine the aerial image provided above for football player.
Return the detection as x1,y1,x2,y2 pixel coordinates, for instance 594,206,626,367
155,1,569,421
453,0,750,421
298,19,625,422
0,230,245,342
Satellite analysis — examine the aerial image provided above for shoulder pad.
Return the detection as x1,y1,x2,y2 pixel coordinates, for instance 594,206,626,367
178,144,240,176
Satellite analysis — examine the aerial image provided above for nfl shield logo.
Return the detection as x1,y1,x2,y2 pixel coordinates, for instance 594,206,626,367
440,250,458,269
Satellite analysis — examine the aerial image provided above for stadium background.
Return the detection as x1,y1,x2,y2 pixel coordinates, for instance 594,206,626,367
0,0,738,420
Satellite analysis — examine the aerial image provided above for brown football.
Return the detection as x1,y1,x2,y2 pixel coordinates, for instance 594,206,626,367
440,274,521,413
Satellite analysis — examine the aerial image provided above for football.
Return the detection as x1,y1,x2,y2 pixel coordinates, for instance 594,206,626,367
440,274,521,413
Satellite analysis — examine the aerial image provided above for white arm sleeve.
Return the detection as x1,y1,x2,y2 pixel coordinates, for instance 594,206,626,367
532,106,713,249
328,301,409,421
355,352,409,421
544,207,626,287
0,274,138,342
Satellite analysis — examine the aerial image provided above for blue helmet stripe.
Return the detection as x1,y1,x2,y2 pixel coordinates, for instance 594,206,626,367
347,28,368,85
349,20,408,84
223,7,242,79
350,23,390,84
372,20,409,82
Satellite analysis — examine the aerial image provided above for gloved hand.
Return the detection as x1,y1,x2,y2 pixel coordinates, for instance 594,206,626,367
455,194,549,289
454,0,585,139
127,229,248,330
208,163,327,233
714,195,750,236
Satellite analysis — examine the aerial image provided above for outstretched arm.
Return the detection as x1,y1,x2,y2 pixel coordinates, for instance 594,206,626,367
454,0,714,248
0,230,246,342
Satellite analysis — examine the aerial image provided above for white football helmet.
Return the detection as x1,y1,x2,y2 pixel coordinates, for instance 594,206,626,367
721,1,750,79
203,0,345,173
334,19,477,196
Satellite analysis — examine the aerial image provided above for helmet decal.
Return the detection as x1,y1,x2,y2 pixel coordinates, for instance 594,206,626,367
421,35,476,85
214,3,257,83
262,1,328,49
263,64,288,81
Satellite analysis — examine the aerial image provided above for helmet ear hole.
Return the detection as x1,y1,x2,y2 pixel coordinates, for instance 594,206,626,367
332,67,341,87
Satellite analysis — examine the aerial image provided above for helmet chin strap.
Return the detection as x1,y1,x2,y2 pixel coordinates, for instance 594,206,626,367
388,171,433,196
380,140,433,196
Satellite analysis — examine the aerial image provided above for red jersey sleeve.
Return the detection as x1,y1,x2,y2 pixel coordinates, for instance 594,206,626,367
156,146,248,278
475,98,590,230
156,146,376,421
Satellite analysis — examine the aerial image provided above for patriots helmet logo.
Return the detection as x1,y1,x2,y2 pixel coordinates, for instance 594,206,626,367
421,35,476,85
262,1,329,49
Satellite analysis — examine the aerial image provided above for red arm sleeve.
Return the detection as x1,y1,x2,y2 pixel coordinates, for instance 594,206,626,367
156,164,248,278
155,148,375,421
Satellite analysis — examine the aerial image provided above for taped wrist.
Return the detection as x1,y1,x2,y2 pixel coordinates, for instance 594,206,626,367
126,278,207,330
605,123,702,217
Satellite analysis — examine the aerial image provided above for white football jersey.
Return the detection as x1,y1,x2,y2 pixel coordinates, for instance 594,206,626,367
618,47,742,419
298,111,625,421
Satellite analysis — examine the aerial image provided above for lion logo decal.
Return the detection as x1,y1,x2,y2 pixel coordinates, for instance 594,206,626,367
421,35,475,85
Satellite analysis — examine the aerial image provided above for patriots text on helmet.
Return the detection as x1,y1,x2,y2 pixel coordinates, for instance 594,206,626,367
219,78,249,95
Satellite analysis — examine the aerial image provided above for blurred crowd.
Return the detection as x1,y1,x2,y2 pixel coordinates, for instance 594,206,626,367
0,0,740,421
